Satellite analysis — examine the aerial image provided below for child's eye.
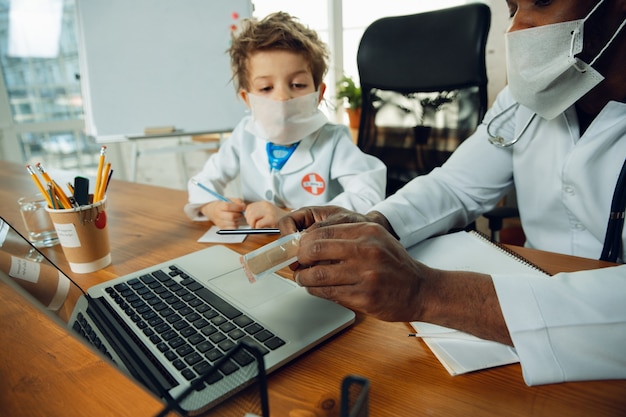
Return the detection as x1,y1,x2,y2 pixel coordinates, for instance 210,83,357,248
291,83,307,89
258,86,273,93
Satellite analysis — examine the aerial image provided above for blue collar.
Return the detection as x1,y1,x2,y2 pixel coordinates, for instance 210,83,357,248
266,142,299,171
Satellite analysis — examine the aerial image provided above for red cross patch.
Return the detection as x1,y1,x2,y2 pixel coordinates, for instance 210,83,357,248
301,173,326,195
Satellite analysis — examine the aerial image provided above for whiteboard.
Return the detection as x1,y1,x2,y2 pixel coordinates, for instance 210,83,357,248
76,0,252,142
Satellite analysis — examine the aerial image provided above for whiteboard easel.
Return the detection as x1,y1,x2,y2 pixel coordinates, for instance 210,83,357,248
75,0,251,182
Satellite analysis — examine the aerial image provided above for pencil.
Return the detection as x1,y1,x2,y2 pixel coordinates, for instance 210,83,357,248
36,163,71,209
190,178,232,202
94,145,107,202
96,162,111,202
26,165,53,207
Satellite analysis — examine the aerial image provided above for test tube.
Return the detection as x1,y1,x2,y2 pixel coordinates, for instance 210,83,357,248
241,232,301,283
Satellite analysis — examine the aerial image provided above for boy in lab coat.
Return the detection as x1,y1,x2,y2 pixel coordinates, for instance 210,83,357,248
185,12,386,229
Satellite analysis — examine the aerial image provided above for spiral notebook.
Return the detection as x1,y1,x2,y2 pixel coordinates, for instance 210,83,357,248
407,230,548,376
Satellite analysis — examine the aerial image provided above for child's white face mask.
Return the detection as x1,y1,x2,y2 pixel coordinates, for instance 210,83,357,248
244,91,327,145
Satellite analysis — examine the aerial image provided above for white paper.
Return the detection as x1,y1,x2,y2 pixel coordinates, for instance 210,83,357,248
197,225,246,244
407,231,547,375
409,321,519,375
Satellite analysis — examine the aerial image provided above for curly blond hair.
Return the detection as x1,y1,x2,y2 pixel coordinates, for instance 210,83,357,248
229,12,329,93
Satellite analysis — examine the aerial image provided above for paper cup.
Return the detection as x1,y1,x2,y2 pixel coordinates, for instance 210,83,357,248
46,197,111,274
0,250,70,311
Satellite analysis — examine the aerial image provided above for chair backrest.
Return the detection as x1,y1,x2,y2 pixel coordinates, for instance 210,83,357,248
356,3,491,195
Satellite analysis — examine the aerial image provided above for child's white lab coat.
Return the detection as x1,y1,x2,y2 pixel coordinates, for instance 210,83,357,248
184,116,386,220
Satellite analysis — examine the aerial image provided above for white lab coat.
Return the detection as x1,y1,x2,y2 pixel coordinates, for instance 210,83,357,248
373,87,626,386
184,116,386,220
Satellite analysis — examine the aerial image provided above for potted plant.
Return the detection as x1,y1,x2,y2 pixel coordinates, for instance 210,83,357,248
336,75,362,129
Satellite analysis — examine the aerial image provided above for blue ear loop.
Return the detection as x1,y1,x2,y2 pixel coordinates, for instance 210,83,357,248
266,142,299,171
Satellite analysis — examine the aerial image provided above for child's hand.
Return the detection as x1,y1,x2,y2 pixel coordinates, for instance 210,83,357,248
200,199,246,229
244,201,290,228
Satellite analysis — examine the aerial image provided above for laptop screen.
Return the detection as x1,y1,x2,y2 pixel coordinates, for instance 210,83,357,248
0,217,85,325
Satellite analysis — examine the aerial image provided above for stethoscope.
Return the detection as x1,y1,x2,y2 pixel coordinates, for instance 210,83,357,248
486,103,537,147
485,102,626,262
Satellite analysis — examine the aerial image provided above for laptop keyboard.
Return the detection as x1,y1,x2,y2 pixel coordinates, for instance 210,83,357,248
78,265,285,389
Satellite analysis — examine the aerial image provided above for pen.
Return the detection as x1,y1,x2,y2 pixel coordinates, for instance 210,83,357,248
217,228,281,235
47,182,59,209
191,178,233,203
408,332,479,340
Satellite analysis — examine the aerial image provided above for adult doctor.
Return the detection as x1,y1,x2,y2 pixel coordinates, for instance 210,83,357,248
279,0,626,386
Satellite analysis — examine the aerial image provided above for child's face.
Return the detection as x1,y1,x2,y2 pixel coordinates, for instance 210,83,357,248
239,49,325,106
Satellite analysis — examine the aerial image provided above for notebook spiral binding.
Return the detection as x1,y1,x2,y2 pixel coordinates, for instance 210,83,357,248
469,230,551,276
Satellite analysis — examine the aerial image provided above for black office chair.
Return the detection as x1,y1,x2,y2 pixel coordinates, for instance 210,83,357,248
356,4,518,241
356,3,491,196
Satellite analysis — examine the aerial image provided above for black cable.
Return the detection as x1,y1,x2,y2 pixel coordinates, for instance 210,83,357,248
154,341,268,417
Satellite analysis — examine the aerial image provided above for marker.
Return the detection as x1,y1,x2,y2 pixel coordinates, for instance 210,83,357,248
190,178,232,203
73,176,90,206
217,228,280,235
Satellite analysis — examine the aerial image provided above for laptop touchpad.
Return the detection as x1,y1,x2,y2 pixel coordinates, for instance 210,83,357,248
210,269,295,309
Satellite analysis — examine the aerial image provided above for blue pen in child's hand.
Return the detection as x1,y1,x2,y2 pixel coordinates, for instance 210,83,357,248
191,178,232,203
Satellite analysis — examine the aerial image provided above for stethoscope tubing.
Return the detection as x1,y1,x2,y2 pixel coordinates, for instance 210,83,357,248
486,102,625,262
486,103,536,147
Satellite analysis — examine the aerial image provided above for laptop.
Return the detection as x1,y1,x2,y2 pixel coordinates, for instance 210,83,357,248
0,216,355,415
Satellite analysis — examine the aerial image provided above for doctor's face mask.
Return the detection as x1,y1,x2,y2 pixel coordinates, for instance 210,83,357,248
505,0,625,120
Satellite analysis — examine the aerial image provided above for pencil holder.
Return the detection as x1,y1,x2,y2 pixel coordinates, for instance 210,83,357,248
46,196,111,273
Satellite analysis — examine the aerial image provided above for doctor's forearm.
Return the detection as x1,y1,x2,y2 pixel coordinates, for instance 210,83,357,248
417,268,514,346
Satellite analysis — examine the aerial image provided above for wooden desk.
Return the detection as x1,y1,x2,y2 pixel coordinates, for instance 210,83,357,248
1,160,624,417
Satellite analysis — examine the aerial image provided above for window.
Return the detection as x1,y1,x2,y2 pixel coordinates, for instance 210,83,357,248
0,0,98,170
251,0,470,120
0,0,481,174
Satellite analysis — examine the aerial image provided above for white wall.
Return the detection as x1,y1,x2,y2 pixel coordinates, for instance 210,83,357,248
483,0,509,106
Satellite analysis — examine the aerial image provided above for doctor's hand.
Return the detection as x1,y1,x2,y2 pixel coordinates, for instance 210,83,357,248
200,199,246,229
278,206,397,237
290,221,427,322
244,201,290,228
289,221,512,345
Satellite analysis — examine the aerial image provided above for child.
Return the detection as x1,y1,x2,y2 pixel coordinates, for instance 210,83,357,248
184,12,386,229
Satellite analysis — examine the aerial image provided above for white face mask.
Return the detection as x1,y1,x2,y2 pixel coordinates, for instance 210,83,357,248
244,91,328,145
505,0,625,120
